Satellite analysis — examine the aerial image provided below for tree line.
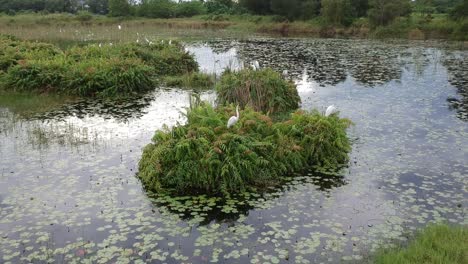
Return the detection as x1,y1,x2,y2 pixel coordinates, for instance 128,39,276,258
0,0,466,26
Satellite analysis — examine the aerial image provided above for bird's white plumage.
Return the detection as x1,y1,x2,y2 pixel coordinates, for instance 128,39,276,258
251,60,260,71
118,25,122,30
325,105,338,117
227,105,240,128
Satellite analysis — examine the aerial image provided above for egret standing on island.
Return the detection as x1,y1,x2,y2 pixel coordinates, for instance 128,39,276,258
325,105,338,117
227,105,240,128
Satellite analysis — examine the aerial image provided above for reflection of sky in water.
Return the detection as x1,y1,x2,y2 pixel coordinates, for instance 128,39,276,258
186,43,243,75
0,39,467,263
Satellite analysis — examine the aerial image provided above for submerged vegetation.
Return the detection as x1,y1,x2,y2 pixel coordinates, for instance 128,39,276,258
374,224,468,264
138,103,351,195
0,34,201,97
216,68,301,114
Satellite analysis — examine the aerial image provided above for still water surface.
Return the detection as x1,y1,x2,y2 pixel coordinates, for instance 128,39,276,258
0,39,467,263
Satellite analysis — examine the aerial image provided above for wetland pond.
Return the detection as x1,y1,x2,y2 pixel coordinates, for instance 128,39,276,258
1,38,467,263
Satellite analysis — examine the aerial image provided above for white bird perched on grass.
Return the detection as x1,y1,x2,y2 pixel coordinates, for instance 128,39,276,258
227,105,240,128
325,105,338,117
118,25,122,30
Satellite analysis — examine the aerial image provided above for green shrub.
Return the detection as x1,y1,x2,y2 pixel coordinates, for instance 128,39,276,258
374,224,467,264
216,68,301,114
176,1,207,17
138,104,351,195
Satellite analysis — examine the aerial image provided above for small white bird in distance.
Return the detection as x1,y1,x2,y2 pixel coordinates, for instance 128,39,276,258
118,25,122,30
325,105,339,117
169,40,172,45
282,70,288,77
227,105,240,128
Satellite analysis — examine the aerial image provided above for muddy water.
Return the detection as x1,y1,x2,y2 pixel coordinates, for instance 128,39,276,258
0,39,467,263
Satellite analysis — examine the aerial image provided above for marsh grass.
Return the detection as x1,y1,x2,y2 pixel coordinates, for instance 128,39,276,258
163,72,215,90
0,35,199,97
138,103,351,196
374,224,467,264
216,68,301,114
1,13,465,41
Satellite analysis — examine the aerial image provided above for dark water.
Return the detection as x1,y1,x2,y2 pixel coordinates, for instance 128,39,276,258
1,39,467,263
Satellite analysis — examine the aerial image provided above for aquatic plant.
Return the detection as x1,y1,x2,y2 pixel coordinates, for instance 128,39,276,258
0,35,199,97
374,224,467,264
163,72,215,90
138,103,351,195
216,68,301,114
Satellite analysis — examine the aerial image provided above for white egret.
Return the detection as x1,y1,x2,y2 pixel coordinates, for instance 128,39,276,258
325,105,338,117
227,105,240,128
118,25,122,30
169,39,172,45
251,60,260,71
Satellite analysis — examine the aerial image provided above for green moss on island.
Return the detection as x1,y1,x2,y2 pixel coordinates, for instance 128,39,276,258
138,103,351,196
0,34,200,97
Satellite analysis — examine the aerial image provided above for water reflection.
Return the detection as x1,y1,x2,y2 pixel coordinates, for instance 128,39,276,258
444,53,468,121
0,39,467,263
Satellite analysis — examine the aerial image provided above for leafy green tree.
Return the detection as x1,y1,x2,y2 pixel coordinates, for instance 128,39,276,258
350,0,368,17
368,0,412,26
108,0,130,16
300,0,321,19
321,0,355,25
87,0,108,14
176,1,206,17
450,0,468,20
270,0,301,20
239,0,271,15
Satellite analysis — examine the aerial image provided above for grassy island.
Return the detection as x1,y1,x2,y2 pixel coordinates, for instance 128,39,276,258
139,68,351,195
0,34,202,97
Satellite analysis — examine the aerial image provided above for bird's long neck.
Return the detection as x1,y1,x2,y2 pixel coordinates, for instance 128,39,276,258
236,106,239,118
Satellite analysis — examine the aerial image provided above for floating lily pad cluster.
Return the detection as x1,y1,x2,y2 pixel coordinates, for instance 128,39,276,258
0,34,199,97
138,102,351,195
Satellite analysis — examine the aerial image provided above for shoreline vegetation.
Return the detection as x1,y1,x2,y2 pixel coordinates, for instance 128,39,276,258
0,12,466,41
373,224,467,264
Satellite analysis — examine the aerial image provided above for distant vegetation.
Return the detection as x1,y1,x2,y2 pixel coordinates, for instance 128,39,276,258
374,224,467,264
0,1,466,40
139,102,352,196
0,35,203,97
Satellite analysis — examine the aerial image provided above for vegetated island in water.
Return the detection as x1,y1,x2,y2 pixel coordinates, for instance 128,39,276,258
0,34,212,97
138,68,352,196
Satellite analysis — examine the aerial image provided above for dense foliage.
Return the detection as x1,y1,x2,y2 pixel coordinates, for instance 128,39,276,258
216,68,300,114
0,0,465,27
0,35,199,97
139,104,351,195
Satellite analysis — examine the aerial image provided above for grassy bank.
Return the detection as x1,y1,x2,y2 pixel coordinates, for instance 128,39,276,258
374,224,467,264
0,35,207,97
0,13,466,41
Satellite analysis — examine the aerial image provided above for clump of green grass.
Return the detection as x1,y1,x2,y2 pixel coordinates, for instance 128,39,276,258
138,103,351,196
374,224,467,264
216,68,301,114
163,72,215,90
0,35,200,97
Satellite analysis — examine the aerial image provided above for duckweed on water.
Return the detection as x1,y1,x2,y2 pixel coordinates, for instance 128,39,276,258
216,68,301,114
138,103,351,195
0,34,201,97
